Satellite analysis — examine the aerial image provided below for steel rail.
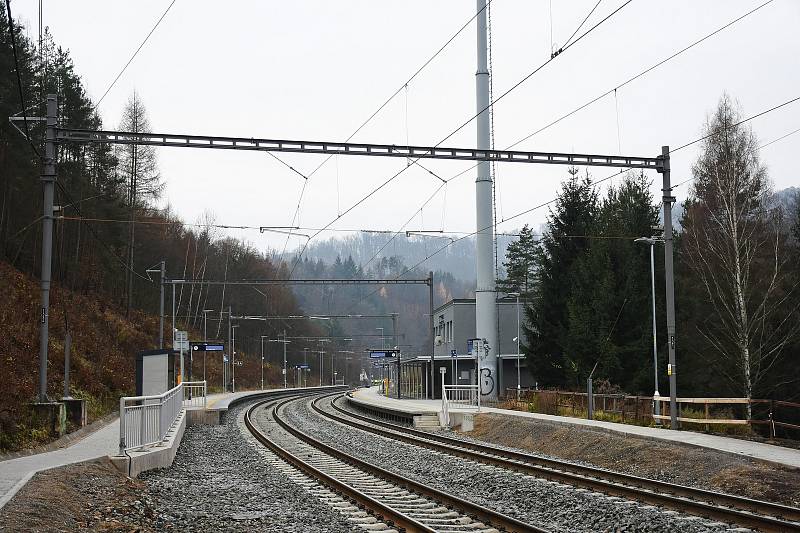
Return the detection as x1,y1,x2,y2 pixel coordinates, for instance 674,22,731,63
266,394,547,533
318,393,800,533
245,398,435,532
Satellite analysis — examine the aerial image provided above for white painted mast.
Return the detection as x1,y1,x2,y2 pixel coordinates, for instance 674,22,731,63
475,0,498,400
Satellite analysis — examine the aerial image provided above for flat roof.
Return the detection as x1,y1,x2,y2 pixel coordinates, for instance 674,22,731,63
433,298,522,314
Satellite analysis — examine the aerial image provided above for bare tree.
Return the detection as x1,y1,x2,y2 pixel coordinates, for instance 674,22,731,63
116,93,161,316
683,95,799,415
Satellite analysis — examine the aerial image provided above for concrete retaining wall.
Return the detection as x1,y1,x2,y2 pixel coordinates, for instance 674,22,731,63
110,410,186,478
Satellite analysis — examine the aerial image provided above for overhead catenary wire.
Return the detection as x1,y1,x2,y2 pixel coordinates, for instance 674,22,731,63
276,2,493,266
54,181,150,282
4,0,40,157
95,0,178,107
346,96,800,308
367,0,780,234
287,0,634,279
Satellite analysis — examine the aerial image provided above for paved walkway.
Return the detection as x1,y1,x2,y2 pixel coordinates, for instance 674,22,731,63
353,387,800,469
206,385,344,411
0,419,120,509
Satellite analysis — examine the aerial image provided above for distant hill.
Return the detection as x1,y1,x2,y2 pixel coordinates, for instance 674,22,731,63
295,231,517,282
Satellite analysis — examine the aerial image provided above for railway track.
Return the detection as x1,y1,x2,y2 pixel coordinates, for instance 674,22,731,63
244,394,549,533
310,392,800,533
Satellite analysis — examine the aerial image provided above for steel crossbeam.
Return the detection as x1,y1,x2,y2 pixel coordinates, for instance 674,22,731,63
56,128,664,171
164,278,430,286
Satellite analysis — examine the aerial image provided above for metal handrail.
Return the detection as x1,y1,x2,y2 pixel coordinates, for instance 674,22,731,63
444,384,480,411
118,380,206,454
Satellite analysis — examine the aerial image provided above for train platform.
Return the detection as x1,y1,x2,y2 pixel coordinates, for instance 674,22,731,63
351,387,800,469
0,417,119,510
0,386,337,509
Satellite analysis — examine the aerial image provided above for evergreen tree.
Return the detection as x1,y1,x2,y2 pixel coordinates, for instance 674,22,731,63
526,168,597,386
565,172,660,391
497,224,537,298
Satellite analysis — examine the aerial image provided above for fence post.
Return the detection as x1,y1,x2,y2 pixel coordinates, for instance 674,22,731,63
587,378,594,420
118,396,126,455
769,399,775,439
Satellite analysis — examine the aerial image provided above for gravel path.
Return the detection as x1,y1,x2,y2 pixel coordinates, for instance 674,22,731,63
285,395,739,533
139,400,355,532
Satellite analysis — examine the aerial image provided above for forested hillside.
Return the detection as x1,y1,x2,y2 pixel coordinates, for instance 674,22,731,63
0,7,313,449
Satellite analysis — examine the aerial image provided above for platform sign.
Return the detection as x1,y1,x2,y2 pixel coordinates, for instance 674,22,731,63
191,343,224,352
369,349,399,359
450,349,457,358
467,338,481,357
173,330,189,352
296,364,310,369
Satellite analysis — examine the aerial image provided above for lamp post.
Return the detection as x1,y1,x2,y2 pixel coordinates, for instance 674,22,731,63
635,236,664,425
376,327,385,349
303,347,309,388
260,335,269,390
268,334,291,389
231,325,239,392
509,292,521,401
202,309,213,382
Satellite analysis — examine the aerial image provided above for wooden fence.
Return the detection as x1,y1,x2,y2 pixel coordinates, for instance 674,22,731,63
501,389,800,437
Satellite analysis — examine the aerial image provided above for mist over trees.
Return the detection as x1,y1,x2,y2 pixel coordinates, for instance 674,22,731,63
505,97,800,402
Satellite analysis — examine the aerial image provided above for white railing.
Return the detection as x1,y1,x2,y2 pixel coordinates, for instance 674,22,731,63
441,376,480,428
119,381,206,454
444,385,481,410
182,380,208,409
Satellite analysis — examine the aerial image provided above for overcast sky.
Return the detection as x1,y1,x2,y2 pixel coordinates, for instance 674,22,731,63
14,0,800,259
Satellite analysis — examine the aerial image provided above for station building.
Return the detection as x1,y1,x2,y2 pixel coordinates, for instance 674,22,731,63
378,297,536,399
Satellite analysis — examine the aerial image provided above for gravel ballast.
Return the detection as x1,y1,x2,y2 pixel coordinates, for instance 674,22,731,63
283,395,738,533
138,400,355,532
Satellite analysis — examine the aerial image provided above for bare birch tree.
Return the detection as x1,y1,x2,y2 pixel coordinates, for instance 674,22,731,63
683,95,799,415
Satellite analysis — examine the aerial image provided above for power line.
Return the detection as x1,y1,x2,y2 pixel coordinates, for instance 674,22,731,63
508,0,776,151
361,0,780,250
278,2,492,267
671,95,800,153
288,0,633,278
672,123,800,189
95,0,178,107
560,0,603,52
347,95,800,308
4,0,40,157
54,181,150,281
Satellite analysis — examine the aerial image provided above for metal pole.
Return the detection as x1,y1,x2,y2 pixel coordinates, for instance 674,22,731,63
171,283,176,348
203,310,207,382
227,305,231,392
649,242,661,423
429,271,435,399
516,294,521,401
63,332,71,398
231,326,236,393
391,313,398,349
37,94,57,403
159,261,165,348
661,146,678,430
261,337,265,390
282,330,287,389
475,0,498,401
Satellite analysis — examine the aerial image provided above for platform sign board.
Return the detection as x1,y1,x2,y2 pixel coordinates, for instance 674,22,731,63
450,349,457,358
296,364,310,369
136,349,175,396
467,338,481,357
173,330,189,353
191,343,224,352
369,349,400,359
